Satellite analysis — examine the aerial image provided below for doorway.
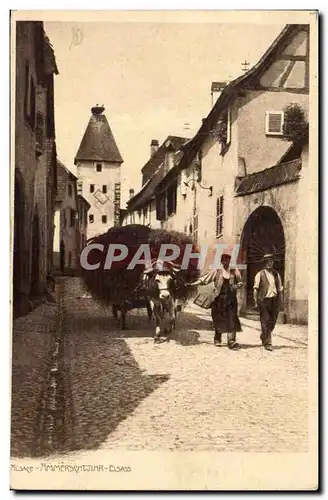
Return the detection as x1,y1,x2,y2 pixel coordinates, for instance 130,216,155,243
241,206,285,309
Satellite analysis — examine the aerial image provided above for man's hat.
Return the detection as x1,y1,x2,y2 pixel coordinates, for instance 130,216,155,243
262,253,275,261
221,251,232,258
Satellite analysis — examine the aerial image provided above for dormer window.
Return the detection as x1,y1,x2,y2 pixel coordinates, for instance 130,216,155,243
96,163,102,172
164,151,174,175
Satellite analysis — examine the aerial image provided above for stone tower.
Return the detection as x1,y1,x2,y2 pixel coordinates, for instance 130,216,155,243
74,105,123,240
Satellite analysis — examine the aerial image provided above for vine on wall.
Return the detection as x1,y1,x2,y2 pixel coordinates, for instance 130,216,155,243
283,103,308,143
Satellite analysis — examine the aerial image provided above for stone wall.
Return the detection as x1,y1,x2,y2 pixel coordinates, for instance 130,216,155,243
14,22,57,315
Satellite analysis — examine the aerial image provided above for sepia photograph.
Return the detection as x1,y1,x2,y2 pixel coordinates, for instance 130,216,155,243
9,9,318,491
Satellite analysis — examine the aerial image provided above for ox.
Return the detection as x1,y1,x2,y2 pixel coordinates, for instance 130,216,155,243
143,261,181,342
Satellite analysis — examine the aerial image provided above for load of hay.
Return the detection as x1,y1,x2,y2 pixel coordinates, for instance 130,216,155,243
80,224,200,306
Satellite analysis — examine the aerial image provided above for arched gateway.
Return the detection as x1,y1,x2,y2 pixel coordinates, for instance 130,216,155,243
240,206,285,310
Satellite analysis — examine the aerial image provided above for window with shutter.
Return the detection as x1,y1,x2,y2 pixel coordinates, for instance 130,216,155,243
167,182,177,216
195,150,202,182
143,206,148,225
156,193,166,221
172,183,177,214
180,170,187,196
265,111,284,135
217,108,231,154
216,196,224,237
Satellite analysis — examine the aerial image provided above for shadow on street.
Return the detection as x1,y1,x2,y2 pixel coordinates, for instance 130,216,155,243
63,305,170,454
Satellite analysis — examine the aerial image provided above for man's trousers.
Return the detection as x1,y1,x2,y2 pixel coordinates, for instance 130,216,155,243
258,297,279,345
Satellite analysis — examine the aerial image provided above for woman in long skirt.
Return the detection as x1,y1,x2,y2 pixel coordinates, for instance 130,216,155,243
190,253,243,349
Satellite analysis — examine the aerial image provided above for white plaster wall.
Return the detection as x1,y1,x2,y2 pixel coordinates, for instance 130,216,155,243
76,160,121,238
237,90,308,174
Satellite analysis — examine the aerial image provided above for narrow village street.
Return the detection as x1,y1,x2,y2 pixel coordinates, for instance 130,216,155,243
11,277,308,459
11,17,318,491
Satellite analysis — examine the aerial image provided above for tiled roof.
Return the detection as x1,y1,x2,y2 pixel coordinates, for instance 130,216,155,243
127,136,188,211
74,111,123,164
235,159,302,196
77,194,91,210
56,160,77,202
44,34,59,75
128,164,167,212
141,136,188,179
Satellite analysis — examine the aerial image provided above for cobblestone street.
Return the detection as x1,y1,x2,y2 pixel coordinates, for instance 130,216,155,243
11,277,308,458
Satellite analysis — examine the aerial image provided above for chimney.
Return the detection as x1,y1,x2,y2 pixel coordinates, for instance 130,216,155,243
129,188,135,199
150,139,159,157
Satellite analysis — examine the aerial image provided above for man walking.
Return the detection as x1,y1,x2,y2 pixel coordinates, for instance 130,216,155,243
253,253,283,351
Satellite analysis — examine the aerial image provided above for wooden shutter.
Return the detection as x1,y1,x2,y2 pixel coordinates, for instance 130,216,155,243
172,182,177,214
114,183,121,226
216,196,224,237
156,193,166,220
167,182,177,216
180,170,187,196
265,111,284,135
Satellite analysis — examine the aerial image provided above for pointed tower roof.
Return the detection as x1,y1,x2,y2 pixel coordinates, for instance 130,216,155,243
74,105,123,164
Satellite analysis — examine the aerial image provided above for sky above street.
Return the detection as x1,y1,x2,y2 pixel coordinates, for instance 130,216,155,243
44,19,285,204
